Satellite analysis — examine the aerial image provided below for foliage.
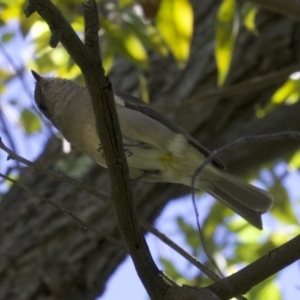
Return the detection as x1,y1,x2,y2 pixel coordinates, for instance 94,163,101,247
215,0,238,86
0,1,299,299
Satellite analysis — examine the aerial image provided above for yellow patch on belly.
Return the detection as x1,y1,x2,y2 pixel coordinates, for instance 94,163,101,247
160,152,182,171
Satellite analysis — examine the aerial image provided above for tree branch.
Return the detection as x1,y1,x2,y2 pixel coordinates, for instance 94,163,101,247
207,234,300,299
24,0,171,298
178,63,300,110
248,0,300,20
24,1,204,299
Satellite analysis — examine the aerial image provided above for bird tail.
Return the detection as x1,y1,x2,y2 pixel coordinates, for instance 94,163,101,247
196,168,273,229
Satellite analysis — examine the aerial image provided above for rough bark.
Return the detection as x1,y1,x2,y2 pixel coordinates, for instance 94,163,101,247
1,1,300,299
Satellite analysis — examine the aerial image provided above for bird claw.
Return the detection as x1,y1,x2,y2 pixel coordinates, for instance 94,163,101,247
97,145,133,158
98,141,151,159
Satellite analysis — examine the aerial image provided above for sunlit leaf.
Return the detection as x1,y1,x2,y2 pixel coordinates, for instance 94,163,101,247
215,0,239,86
0,69,13,93
101,20,148,68
145,25,168,56
156,0,193,67
272,78,300,105
0,85,6,95
257,76,300,117
33,52,57,74
242,3,259,36
229,219,261,243
102,47,115,74
248,276,280,300
3,174,19,188
118,0,134,8
53,56,81,79
235,241,263,262
124,11,168,56
0,2,22,21
271,231,296,247
20,13,40,37
20,108,42,134
30,20,49,39
256,279,280,300
269,180,298,225
49,46,68,66
289,150,300,169
71,16,84,33
138,71,149,103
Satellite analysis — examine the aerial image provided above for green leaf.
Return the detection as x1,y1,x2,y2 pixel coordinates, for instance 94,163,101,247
101,20,148,68
269,180,298,225
289,150,300,169
118,0,133,8
20,109,42,134
0,1,22,21
49,46,69,66
248,275,281,300
271,78,300,105
203,202,231,237
0,68,13,94
215,0,239,86
160,258,186,283
229,219,261,243
1,32,14,43
138,71,149,103
102,48,115,74
257,279,280,300
235,241,262,262
156,0,193,67
123,11,168,56
242,3,259,36
177,216,200,253
3,174,19,189
19,12,40,37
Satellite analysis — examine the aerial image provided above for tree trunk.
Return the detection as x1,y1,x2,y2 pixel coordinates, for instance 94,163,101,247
1,1,300,299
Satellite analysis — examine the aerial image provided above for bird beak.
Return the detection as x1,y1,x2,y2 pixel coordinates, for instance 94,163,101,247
31,70,43,83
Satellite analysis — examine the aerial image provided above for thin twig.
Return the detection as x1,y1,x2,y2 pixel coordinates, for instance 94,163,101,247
164,64,300,111
0,110,20,168
190,131,300,294
140,219,222,282
0,172,125,250
0,137,111,203
191,192,224,277
192,131,300,187
249,0,300,20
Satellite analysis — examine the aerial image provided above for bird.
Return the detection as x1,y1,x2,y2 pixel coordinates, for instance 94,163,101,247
31,70,273,229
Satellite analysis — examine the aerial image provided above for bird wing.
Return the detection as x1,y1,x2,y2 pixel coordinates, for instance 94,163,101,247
114,90,226,170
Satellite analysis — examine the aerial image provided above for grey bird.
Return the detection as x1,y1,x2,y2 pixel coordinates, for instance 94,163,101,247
32,70,273,229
